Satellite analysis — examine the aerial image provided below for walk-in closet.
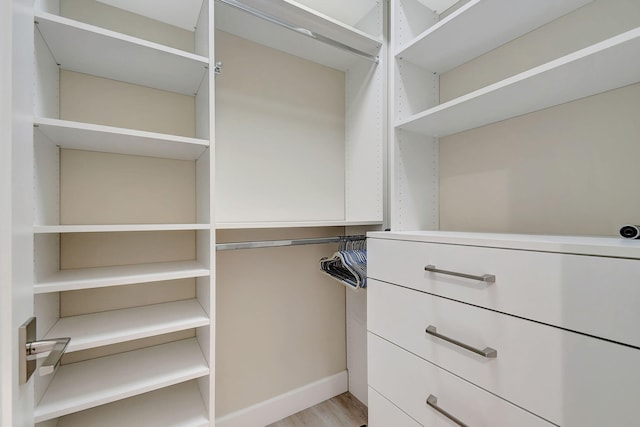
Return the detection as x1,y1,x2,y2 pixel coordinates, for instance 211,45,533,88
16,0,385,425
3,0,640,426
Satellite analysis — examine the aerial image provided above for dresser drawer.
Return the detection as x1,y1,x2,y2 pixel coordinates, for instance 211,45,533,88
368,237,640,347
368,279,640,426
368,387,420,427
368,333,553,427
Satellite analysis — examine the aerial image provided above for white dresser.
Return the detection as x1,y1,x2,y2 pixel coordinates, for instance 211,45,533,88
366,231,640,426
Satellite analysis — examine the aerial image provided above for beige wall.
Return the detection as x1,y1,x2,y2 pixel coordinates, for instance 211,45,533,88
60,0,195,52
60,149,196,225
439,0,640,236
216,228,347,416
60,70,196,137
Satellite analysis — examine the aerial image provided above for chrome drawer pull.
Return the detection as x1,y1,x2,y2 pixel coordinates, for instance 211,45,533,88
426,325,497,358
425,264,495,283
426,395,469,427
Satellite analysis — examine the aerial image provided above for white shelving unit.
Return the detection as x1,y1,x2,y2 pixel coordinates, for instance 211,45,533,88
32,1,215,425
55,381,209,427
212,0,385,418
34,338,209,423
34,260,209,293
34,12,208,95
43,299,209,352
397,27,640,137
389,0,636,231
214,0,385,229
35,118,209,160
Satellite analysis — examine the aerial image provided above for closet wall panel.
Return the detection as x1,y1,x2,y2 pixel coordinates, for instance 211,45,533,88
215,30,346,224
59,70,195,136
59,150,196,224
438,0,640,235
216,228,347,417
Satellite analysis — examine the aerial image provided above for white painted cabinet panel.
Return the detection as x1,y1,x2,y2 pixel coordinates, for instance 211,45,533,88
369,333,553,427
368,236,640,347
369,278,640,426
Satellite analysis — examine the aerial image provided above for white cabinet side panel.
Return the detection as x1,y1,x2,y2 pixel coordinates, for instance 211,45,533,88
34,30,59,119
33,131,59,226
391,130,438,231
346,289,367,405
345,59,384,222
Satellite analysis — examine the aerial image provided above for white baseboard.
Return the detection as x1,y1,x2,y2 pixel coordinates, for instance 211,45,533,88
215,371,349,427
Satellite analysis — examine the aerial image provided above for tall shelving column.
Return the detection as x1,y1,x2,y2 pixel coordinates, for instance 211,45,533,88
212,0,385,423
32,1,215,425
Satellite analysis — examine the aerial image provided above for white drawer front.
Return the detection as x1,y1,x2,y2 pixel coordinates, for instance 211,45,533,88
368,279,640,426
368,237,640,347
368,333,553,427
368,387,421,427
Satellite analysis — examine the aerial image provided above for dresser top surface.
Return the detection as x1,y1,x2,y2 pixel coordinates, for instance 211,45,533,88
367,230,640,259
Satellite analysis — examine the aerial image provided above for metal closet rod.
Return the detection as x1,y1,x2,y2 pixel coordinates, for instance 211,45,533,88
216,234,366,251
216,0,379,63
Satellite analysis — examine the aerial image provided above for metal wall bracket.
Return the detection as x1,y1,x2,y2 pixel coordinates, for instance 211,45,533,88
19,317,70,384
214,61,223,75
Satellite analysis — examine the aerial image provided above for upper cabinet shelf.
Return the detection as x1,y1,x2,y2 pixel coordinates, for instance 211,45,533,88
35,118,209,160
35,12,209,95
397,27,640,137
397,0,592,73
215,0,382,70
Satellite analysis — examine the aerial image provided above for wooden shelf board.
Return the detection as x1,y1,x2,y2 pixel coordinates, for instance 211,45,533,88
35,118,209,161
216,220,384,229
397,27,640,137
44,299,210,353
56,381,209,427
34,224,211,233
398,0,592,73
34,338,209,423
34,261,209,294
56,381,208,427
35,12,208,95
215,0,382,71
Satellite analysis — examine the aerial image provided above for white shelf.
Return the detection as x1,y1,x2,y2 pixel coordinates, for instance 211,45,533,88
44,299,209,352
216,219,384,229
35,12,208,95
367,231,640,259
215,0,382,70
35,118,209,161
55,381,209,427
397,27,640,137
397,0,592,73
34,261,209,294
34,224,211,233
34,338,209,423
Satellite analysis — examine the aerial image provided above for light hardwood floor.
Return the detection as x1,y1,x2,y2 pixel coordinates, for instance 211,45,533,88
267,393,367,427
